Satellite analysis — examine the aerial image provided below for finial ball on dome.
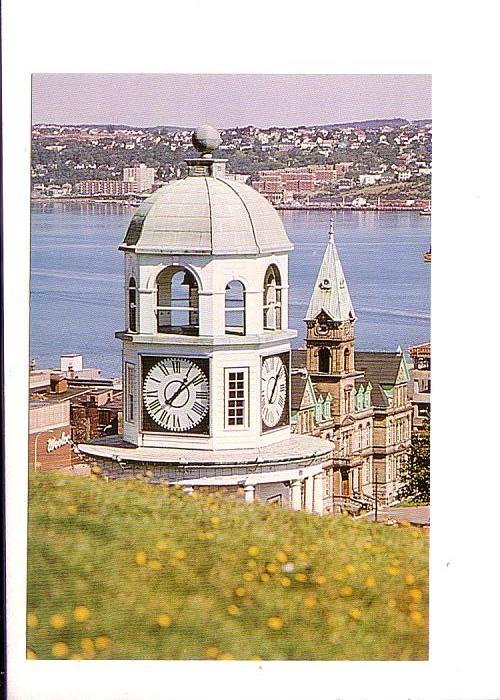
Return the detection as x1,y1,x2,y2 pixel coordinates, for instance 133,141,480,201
192,124,222,155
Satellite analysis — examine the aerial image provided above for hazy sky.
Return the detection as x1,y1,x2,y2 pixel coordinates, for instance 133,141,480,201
32,74,431,128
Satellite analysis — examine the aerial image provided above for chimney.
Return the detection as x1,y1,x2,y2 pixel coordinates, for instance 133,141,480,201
50,373,68,394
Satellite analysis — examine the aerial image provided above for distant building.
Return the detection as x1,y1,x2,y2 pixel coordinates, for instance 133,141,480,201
290,219,413,511
123,164,156,192
358,174,381,186
409,343,431,429
75,180,135,197
29,356,123,470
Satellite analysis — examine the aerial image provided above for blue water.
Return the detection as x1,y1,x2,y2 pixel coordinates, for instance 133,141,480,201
30,202,431,377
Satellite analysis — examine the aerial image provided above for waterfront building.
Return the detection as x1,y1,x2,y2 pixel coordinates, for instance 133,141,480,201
79,126,332,513
409,342,431,429
123,164,156,192
291,219,413,510
75,180,135,197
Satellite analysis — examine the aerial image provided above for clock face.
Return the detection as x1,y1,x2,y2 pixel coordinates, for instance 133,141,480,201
261,353,289,431
142,356,209,434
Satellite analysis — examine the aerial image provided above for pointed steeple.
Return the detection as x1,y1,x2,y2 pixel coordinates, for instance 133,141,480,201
305,218,356,323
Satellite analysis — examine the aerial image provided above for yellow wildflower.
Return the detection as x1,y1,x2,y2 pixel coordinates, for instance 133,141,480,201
409,588,423,602
333,571,346,581
340,586,353,597
267,616,284,630
295,572,307,582
73,606,90,623
304,595,317,608
49,614,66,629
235,587,246,597
91,465,102,475
243,571,255,582
276,551,288,563
27,648,37,660
405,574,416,585
95,636,112,651
219,652,234,660
260,573,271,583
410,610,425,626
155,539,169,551
70,654,83,660
66,505,78,515
27,612,38,628
315,575,326,585
388,598,397,609
227,604,239,616
365,576,376,588
204,531,215,540
51,642,69,658
157,613,172,628
280,576,291,587
266,562,278,574
149,559,163,571
80,637,95,658
135,551,147,565
387,566,400,576
349,608,362,620
345,564,356,575
174,549,186,560
205,646,219,659
211,516,220,526
309,543,318,552
246,559,257,569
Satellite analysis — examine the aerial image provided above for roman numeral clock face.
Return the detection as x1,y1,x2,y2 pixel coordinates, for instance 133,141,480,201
261,352,290,431
142,357,209,434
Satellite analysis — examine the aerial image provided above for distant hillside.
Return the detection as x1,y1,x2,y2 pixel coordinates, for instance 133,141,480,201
33,118,431,132
321,118,410,130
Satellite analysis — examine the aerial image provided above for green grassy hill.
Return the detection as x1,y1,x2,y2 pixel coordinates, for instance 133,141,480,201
27,472,428,660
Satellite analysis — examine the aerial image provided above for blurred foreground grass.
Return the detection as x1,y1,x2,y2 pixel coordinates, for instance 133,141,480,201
27,472,428,660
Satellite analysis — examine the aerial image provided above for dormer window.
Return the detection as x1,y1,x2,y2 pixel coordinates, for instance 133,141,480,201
156,266,199,336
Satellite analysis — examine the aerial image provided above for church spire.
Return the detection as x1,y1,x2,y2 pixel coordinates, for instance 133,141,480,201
305,218,356,323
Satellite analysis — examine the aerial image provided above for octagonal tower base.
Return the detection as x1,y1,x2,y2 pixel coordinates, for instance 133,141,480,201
78,434,333,514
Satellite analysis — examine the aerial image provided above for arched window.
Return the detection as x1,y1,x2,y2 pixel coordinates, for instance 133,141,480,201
318,347,331,373
263,264,282,330
128,277,137,332
343,348,350,372
156,266,199,335
225,280,246,335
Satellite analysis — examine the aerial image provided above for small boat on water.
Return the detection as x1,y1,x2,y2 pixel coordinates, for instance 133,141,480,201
420,208,431,216
423,247,431,262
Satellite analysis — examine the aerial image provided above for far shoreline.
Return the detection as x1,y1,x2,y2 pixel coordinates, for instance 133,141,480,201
31,197,431,213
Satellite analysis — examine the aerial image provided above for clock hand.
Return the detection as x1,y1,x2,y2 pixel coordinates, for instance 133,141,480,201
164,376,198,407
269,370,281,404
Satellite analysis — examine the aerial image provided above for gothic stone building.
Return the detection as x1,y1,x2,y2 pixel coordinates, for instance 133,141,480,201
290,220,413,510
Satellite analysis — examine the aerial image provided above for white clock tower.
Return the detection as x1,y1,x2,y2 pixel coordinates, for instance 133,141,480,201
80,126,333,514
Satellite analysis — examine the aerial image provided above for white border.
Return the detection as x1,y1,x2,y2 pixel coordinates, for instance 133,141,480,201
4,1,500,698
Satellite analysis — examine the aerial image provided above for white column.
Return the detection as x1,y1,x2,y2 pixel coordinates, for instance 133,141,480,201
313,473,324,515
290,479,302,510
243,484,255,504
304,476,314,513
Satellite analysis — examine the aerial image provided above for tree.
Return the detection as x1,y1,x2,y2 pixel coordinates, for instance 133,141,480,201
397,420,430,504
